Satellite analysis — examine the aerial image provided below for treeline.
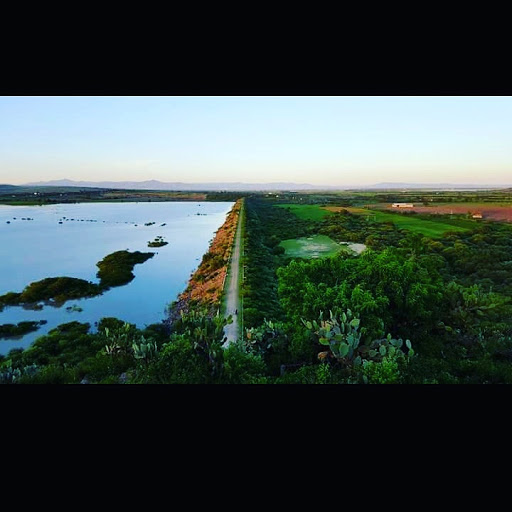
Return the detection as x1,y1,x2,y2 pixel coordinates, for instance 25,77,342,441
242,197,313,328
205,191,252,201
438,222,512,295
317,209,406,249
0,187,249,205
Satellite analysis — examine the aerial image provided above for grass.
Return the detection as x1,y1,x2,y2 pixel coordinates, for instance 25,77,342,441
354,210,471,237
322,206,372,215
283,202,471,238
276,203,333,221
280,234,345,259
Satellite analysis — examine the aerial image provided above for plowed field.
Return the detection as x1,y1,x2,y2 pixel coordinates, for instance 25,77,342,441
384,204,512,221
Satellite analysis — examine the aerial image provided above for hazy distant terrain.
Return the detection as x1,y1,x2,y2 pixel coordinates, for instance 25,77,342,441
22,179,327,191
19,179,511,191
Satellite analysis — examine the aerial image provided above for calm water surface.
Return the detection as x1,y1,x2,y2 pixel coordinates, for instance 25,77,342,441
0,201,233,354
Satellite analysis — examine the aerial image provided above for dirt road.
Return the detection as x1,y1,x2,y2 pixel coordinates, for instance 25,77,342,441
222,203,243,346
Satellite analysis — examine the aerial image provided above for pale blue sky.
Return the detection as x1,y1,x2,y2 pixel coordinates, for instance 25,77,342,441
1,96,511,186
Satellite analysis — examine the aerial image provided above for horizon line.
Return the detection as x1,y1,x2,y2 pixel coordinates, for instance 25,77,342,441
3,178,512,190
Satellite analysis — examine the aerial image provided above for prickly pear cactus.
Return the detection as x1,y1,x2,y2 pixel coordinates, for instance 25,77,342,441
302,309,361,361
0,361,39,384
366,334,414,361
302,310,415,381
132,336,158,362
244,319,286,355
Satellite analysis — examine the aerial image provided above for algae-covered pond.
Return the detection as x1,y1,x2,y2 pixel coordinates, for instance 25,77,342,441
279,235,366,259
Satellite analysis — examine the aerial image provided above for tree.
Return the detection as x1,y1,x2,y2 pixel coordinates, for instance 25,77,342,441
278,248,445,343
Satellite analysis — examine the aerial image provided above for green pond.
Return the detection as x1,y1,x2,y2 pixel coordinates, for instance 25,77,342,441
279,235,364,259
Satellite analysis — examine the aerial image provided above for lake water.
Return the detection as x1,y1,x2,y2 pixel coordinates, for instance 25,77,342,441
0,201,233,355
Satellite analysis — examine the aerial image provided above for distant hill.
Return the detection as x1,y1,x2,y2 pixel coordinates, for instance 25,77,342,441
17,179,512,191
22,179,336,191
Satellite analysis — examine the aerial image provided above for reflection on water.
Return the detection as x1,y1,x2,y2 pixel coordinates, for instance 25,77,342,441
0,201,233,354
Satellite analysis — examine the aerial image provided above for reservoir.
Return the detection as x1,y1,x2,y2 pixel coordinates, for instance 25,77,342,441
0,201,234,355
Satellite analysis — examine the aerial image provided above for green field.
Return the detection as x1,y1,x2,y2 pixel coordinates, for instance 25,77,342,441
276,203,333,221
280,235,344,259
361,210,471,237
282,202,472,238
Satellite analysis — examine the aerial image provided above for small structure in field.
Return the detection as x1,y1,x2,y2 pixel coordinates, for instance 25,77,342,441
472,212,483,219
391,203,414,208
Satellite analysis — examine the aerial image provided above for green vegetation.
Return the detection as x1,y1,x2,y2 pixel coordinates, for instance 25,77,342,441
6,277,101,306
276,203,333,221
66,305,83,312
278,247,445,345
282,202,472,238
353,210,471,237
241,197,312,328
279,234,344,259
0,250,154,309
95,250,154,288
0,320,47,339
4,188,512,385
226,194,512,383
148,236,168,247
0,314,267,384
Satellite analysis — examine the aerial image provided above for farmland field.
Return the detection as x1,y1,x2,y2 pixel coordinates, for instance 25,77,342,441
280,203,472,237
355,210,471,237
276,203,333,221
381,203,512,222
322,206,372,215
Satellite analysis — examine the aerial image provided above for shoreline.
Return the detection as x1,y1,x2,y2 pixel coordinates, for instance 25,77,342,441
167,199,243,324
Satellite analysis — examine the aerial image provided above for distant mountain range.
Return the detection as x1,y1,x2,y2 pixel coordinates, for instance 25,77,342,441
22,179,328,191
17,179,511,191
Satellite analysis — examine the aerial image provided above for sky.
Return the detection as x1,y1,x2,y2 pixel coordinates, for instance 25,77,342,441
0,96,511,186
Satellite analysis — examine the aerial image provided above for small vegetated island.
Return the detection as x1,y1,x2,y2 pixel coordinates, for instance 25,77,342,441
0,320,47,339
0,250,154,311
147,236,168,248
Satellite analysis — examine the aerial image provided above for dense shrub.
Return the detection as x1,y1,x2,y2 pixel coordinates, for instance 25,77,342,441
96,250,154,288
